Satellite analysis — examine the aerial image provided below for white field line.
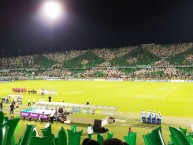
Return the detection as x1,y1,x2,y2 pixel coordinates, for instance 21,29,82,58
161,84,180,100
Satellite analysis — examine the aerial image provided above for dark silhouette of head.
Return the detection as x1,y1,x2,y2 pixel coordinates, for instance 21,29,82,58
87,140,100,145
103,138,124,145
82,138,91,145
82,138,100,145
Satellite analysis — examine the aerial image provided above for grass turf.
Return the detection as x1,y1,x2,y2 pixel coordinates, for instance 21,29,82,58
1,80,193,145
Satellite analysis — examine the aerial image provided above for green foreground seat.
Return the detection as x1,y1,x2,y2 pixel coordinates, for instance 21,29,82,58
0,124,9,145
57,127,67,145
169,126,190,145
67,129,83,145
124,132,137,145
107,132,114,139
30,137,53,145
143,126,165,145
71,125,77,132
97,133,104,145
179,127,187,136
41,124,52,137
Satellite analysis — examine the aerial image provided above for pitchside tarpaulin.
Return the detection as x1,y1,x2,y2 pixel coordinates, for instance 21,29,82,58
40,89,58,95
20,108,55,120
32,102,118,117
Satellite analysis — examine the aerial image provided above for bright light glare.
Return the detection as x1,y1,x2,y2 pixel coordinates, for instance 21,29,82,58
43,1,62,20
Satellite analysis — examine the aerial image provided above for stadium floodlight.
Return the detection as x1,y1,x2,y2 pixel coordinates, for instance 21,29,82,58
43,1,62,21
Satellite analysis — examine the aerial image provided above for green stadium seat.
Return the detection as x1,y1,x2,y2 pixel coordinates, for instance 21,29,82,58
67,129,83,145
0,111,4,124
41,124,52,137
186,134,193,145
124,132,137,145
97,133,104,145
30,137,53,145
169,126,190,145
0,124,9,145
4,118,20,145
57,127,67,145
179,127,187,136
71,124,77,132
143,133,153,145
107,132,114,139
19,124,36,145
11,136,16,145
143,126,165,145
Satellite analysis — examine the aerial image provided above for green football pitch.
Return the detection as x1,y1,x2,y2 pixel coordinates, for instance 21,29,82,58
1,80,193,145
1,80,193,117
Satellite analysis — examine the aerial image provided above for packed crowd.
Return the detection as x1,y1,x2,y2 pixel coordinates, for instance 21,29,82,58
131,67,185,79
43,50,87,63
0,55,33,69
143,43,193,58
0,43,193,80
93,47,134,61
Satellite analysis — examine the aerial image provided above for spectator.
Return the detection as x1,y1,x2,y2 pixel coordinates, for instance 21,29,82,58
82,139,100,145
82,138,91,145
128,127,133,133
103,138,124,145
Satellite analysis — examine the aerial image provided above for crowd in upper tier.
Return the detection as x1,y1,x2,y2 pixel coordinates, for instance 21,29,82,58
0,43,193,80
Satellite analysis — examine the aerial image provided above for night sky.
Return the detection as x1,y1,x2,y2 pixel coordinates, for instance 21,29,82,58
1,0,193,57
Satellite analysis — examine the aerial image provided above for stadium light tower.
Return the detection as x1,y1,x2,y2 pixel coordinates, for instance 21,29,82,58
43,1,62,21
42,0,63,52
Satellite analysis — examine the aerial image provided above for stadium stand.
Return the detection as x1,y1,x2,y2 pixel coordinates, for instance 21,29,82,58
0,43,193,80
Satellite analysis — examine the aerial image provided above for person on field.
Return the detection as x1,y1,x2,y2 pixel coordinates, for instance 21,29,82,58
157,111,162,125
28,99,31,106
151,110,156,124
48,96,52,102
147,110,151,124
141,109,146,123
87,124,93,139
15,102,19,108
33,99,35,104
49,109,55,123
10,103,14,114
